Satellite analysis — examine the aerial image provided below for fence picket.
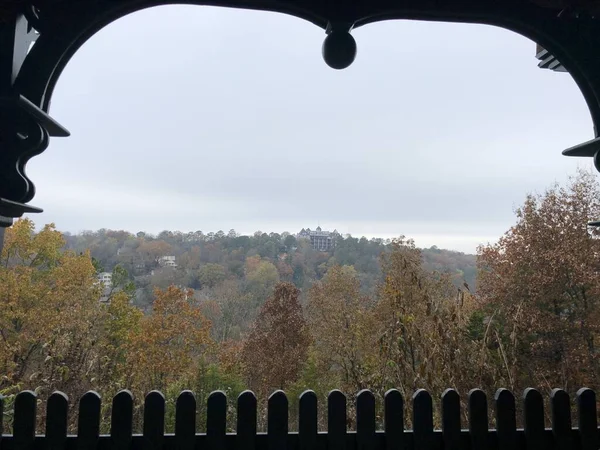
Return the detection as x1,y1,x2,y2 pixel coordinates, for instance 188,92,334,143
143,391,165,450
328,390,346,450
494,389,516,450
207,391,227,450
384,390,404,450
523,389,545,450
110,390,133,450
550,389,572,450
442,389,461,450
175,391,196,450
46,392,68,450
237,391,257,450
576,388,597,450
413,390,434,450
14,390,36,450
468,389,488,450
299,391,317,450
357,390,376,450
77,391,101,450
268,391,288,450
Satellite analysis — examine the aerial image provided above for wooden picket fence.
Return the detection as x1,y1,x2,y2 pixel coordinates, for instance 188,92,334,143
0,388,598,450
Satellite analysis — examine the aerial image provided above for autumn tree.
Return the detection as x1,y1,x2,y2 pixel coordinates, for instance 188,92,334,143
105,264,136,302
126,286,214,393
276,259,294,282
478,169,600,391
204,280,253,341
148,267,185,293
178,246,202,272
373,239,481,402
98,291,143,393
241,283,310,393
137,239,173,269
0,219,102,398
307,265,375,392
198,263,227,288
243,257,280,307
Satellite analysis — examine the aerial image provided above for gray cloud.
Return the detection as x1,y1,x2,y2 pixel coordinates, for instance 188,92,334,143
27,6,593,252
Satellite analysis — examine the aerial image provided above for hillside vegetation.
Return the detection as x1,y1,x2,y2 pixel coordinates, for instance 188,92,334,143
2,170,599,432
64,228,476,305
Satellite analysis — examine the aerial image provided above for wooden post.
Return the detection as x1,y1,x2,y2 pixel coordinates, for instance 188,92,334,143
237,391,257,450
441,389,460,450
111,390,134,450
299,390,317,450
77,391,101,450
384,389,404,450
175,391,196,450
268,391,288,450
13,391,37,450
327,390,346,450
413,390,434,450
356,390,376,450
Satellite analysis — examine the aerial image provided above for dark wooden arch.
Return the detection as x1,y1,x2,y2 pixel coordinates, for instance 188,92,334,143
12,0,600,124
0,0,599,236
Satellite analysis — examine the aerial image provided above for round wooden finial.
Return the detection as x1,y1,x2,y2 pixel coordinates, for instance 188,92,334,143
322,30,357,70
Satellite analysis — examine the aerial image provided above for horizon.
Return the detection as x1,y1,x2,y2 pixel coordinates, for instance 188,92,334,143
44,221,488,254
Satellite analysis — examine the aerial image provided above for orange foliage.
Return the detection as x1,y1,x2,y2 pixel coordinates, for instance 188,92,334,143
0,219,101,398
478,169,600,391
126,286,214,392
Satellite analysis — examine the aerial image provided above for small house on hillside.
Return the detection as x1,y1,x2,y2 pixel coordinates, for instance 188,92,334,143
158,255,177,268
97,272,113,287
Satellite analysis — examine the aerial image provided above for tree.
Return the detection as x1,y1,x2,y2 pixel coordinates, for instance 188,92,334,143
477,169,600,391
198,263,227,288
99,291,143,390
206,280,253,341
149,266,183,290
178,246,202,272
241,283,310,393
107,264,135,301
0,219,103,398
126,286,214,392
276,260,294,282
244,258,280,306
372,239,481,401
284,234,297,250
307,265,375,392
137,240,173,268
106,230,134,247
91,257,104,273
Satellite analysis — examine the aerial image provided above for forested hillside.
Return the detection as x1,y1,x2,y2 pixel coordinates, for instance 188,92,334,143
64,229,476,294
60,227,476,338
2,171,600,433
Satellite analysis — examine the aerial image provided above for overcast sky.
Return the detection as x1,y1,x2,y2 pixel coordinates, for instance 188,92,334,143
26,6,593,253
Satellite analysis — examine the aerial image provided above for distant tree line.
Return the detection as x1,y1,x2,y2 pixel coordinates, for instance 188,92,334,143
63,225,476,306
